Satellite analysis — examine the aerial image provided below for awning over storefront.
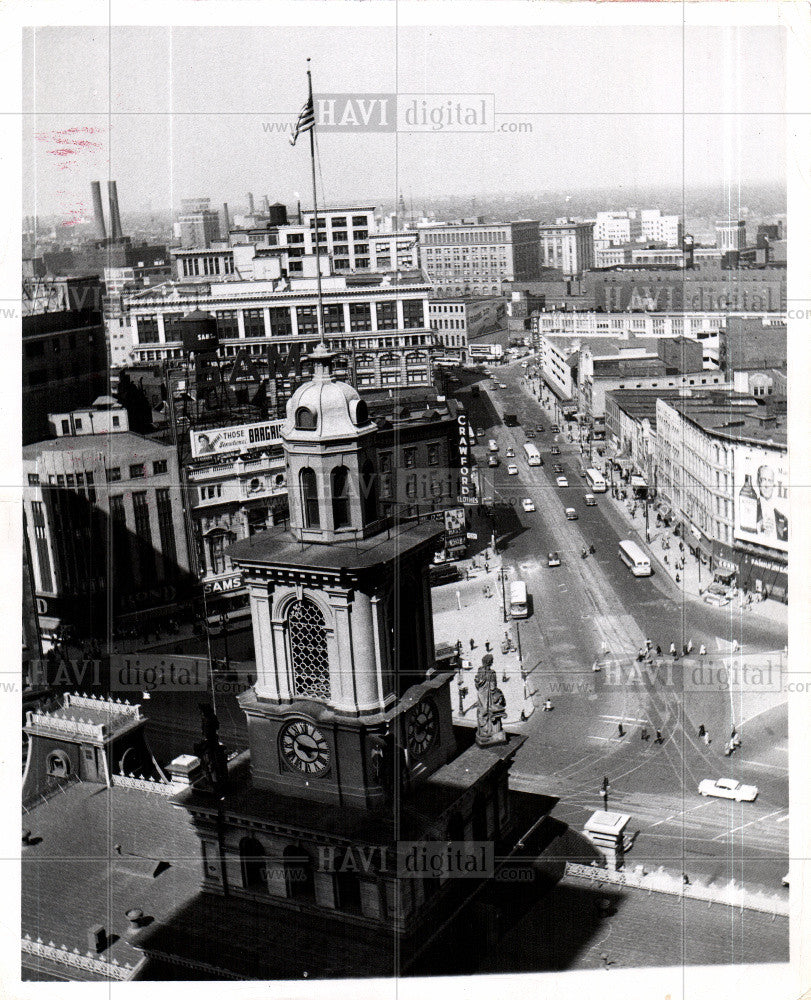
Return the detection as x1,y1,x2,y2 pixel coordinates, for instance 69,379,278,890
630,475,647,489
714,566,736,581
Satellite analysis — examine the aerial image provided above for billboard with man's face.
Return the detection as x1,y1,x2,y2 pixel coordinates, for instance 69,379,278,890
733,444,788,554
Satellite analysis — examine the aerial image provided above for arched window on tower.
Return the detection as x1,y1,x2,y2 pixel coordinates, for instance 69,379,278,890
295,406,317,430
289,599,330,699
239,836,267,891
361,459,377,523
331,466,351,529
300,468,319,528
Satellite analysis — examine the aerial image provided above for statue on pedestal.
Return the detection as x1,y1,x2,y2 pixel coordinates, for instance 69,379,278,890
474,654,507,746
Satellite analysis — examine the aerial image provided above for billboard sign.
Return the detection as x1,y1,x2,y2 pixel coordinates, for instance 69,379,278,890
191,420,284,458
733,444,788,554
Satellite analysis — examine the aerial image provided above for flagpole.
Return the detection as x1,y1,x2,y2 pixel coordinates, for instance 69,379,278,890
306,59,325,348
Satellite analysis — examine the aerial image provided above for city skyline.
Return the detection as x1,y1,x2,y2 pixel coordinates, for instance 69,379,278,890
23,24,786,218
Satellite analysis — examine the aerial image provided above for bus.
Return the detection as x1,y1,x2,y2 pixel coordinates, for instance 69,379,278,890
585,469,607,493
509,581,529,618
618,540,652,577
523,442,541,466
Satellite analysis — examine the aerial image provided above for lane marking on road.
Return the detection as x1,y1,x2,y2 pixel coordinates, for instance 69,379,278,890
776,813,790,823
600,714,650,725
737,760,788,773
645,802,712,830
711,808,785,842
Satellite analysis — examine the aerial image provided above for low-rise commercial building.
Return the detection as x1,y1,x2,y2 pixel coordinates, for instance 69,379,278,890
124,255,438,390
656,395,787,600
23,432,192,644
418,220,541,295
428,297,504,359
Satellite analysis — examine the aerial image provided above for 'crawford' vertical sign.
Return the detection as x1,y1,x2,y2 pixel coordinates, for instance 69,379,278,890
457,411,476,505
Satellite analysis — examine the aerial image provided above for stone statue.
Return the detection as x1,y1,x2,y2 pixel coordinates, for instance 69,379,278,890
475,654,507,746
195,703,228,794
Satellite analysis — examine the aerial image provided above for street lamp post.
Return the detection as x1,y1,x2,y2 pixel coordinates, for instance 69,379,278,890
600,775,610,812
500,568,508,624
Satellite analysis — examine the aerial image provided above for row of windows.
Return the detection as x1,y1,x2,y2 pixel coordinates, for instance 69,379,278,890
104,460,168,482
422,230,509,246
136,300,426,343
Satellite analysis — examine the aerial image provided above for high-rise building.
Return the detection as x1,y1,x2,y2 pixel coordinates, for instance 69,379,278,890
715,219,747,252
639,210,683,247
179,198,222,248
538,221,594,276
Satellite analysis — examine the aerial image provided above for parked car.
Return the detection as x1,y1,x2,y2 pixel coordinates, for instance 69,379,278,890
584,493,597,506
476,427,485,438
429,563,461,587
551,424,560,433
553,463,564,474
488,455,500,467
525,430,536,439
547,551,561,567
551,444,561,455
556,476,569,488
522,498,535,512
703,591,730,607
535,424,544,433
565,507,578,520
507,464,519,476
498,382,508,390
506,447,515,457
698,778,758,802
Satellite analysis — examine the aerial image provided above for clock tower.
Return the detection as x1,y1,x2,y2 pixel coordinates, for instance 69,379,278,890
229,344,454,807
151,346,529,979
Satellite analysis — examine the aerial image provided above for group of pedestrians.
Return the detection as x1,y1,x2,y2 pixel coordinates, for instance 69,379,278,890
698,723,742,756
637,637,707,662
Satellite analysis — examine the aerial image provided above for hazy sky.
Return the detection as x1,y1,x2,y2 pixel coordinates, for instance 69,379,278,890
23,24,786,219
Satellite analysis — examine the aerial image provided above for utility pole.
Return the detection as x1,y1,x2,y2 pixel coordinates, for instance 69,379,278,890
600,775,610,812
500,567,508,624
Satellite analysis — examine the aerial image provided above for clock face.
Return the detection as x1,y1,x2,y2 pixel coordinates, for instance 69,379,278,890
280,719,330,776
406,698,439,758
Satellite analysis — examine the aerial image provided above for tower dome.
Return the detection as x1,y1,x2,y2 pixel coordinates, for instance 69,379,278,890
282,344,381,543
283,344,375,443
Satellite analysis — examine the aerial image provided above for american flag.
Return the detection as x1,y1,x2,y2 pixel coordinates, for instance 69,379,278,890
290,96,315,146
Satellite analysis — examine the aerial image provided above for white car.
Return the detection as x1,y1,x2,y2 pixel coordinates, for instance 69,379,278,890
498,383,508,390
584,493,597,506
564,507,578,520
507,464,519,476
522,498,535,512
556,476,569,488
698,778,759,802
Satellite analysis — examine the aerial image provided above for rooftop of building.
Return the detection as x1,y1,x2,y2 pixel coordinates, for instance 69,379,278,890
126,268,431,303
605,387,747,426
674,401,787,448
21,781,201,980
23,430,175,460
26,693,144,737
229,517,444,575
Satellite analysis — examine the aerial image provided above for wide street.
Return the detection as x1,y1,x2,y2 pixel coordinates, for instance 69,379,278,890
460,357,789,890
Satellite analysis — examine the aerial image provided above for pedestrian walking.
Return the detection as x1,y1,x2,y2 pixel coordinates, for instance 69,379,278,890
485,640,491,652
640,727,649,741
669,642,677,657
698,724,705,738
470,638,476,650
645,638,652,650
682,643,688,656
654,730,664,744
703,732,711,746
656,645,662,656
617,723,625,738
732,638,740,653
687,639,694,654
699,643,707,657
544,697,553,712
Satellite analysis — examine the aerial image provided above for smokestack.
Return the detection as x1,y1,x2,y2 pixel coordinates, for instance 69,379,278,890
247,192,255,215
108,180,123,240
91,181,107,240
221,202,229,235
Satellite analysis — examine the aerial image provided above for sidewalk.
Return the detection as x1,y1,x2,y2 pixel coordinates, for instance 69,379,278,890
603,488,787,632
431,552,536,728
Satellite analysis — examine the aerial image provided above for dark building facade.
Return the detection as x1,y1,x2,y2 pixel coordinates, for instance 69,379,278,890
22,282,109,445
